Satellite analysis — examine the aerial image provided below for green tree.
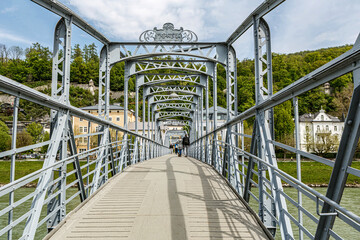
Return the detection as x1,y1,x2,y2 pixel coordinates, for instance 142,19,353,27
70,56,89,83
274,101,295,140
110,62,125,90
0,120,11,151
25,43,52,81
72,44,83,59
83,43,99,63
314,131,339,154
26,122,43,143
16,130,33,148
40,131,50,153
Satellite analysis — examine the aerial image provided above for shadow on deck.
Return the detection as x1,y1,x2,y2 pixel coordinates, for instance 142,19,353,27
45,154,271,240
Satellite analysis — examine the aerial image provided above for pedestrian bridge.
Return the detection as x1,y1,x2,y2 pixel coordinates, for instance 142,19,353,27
1,0,360,240
44,155,269,240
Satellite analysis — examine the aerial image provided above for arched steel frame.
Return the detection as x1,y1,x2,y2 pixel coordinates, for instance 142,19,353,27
3,1,360,240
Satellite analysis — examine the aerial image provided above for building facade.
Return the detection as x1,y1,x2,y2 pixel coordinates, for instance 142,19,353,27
72,104,135,153
299,109,344,153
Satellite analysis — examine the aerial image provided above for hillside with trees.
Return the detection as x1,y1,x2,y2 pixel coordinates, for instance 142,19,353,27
0,42,355,153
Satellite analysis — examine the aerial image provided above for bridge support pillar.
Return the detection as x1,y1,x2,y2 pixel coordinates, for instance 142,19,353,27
23,17,85,237
252,16,292,238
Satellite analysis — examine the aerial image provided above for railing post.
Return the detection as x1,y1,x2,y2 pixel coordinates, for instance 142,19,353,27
205,73,210,164
7,97,19,240
212,63,219,170
293,97,303,240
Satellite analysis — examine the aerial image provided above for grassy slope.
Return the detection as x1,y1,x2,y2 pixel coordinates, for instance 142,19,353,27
277,161,360,185
0,161,95,185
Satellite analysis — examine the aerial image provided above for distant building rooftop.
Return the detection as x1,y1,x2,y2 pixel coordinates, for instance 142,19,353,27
203,106,227,114
81,104,134,113
299,109,343,122
81,105,124,110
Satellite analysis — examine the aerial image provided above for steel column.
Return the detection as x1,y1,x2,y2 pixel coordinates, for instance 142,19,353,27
315,68,360,239
253,16,292,238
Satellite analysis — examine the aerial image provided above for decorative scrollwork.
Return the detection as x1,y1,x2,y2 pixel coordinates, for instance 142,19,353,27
139,23,198,42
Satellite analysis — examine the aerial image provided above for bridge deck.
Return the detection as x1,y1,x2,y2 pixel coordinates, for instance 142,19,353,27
45,155,270,240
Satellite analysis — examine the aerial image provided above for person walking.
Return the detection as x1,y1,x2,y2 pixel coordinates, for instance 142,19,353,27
182,134,190,157
177,140,183,157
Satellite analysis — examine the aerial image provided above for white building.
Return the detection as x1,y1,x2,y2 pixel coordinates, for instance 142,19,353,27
299,109,344,152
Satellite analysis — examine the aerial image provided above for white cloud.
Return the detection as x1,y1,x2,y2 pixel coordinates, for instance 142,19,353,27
0,29,32,45
65,0,262,41
62,0,360,59
266,0,360,54
1,7,16,14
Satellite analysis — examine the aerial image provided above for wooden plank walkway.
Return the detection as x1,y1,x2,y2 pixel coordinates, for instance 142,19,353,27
45,155,270,240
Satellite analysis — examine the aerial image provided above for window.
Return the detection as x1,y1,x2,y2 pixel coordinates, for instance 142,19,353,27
79,118,83,122
116,117,120,121
321,115,324,121
334,126,337,131
326,125,329,131
317,125,320,131
79,137,83,143
306,126,309,131
117,110,120,113
84,137,88,143
79,148,86,153
84,127,87,132
79,127,83,132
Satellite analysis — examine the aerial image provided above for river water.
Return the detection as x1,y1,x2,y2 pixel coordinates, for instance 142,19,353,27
248,187,360,240
0,187,359,239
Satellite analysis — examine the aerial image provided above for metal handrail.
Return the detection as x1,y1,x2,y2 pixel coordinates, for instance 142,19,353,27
195,133,360,226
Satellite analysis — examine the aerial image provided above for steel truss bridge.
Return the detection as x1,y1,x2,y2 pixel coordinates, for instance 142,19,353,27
0,0,360,239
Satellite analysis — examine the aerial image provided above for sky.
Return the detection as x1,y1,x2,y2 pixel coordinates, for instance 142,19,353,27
0,0,360,60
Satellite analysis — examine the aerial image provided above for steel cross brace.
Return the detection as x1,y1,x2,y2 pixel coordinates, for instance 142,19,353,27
132,60,211,76
22,111,68,239
315,67,360,239
107,42,228,66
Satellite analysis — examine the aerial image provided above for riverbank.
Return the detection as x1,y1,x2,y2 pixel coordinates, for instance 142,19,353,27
0,161,359,186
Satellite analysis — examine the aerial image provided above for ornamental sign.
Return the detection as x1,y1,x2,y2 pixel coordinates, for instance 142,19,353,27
139,23,198,42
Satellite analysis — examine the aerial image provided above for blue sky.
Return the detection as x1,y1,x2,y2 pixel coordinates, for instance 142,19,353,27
1,0,360,60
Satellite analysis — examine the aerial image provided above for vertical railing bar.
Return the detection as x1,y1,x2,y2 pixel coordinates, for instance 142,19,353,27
293,97,303,240
7,96,19,240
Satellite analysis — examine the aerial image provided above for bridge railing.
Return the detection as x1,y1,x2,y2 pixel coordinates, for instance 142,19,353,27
189,38,360,239
0,75,170,239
